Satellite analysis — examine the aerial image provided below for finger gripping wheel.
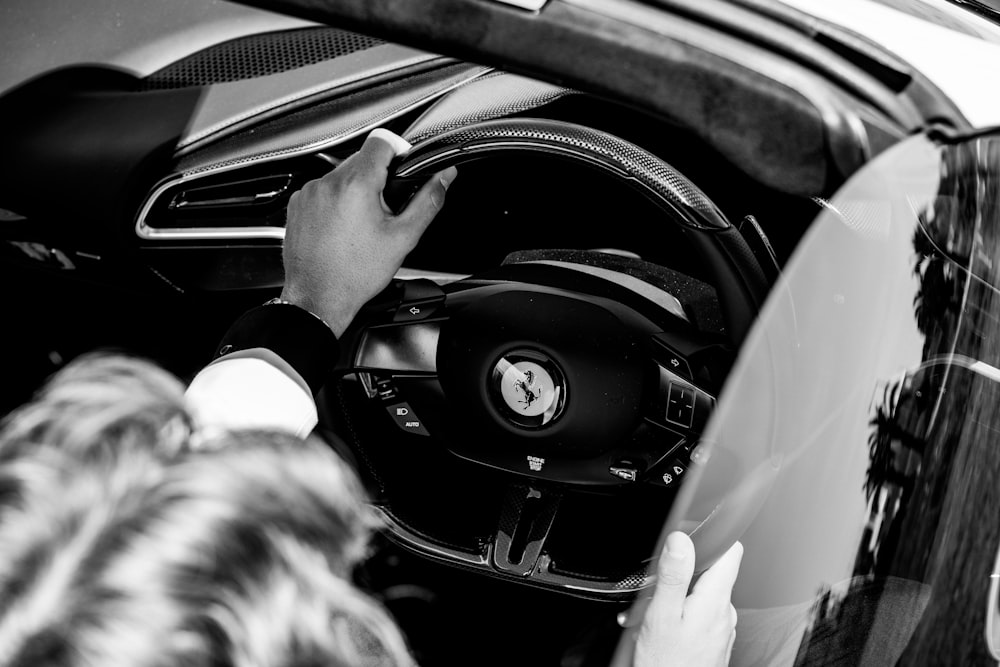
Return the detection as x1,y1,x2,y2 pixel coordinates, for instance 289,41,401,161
387,118,769,344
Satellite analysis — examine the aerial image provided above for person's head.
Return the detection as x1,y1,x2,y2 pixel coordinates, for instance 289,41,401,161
0,354,411,666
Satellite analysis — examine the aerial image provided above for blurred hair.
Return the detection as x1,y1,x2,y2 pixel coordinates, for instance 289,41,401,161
0,353,412,667
0,353,193,466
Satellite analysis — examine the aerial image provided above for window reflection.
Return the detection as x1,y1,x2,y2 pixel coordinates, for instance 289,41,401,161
793,137,1000,665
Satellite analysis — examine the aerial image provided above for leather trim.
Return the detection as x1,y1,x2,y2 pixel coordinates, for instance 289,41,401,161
176,43,442,153
403,71,575,144
180,65,489,175
0,0,314,95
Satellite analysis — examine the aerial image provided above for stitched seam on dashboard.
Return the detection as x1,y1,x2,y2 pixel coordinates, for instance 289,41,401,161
400,69,508,134
405,86,576,145
146,266,186,294
181,67,492,177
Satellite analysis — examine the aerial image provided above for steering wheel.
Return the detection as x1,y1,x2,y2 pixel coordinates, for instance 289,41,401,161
332,118,770,599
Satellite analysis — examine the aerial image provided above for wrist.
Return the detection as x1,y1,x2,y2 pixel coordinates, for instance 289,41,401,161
277,288,353,338
266,296,332,328
215,300,340,396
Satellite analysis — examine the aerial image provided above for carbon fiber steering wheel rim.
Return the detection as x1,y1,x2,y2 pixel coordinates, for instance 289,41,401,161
390,118,770,343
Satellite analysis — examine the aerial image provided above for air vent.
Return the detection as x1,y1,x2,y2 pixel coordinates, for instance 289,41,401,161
167,174,293,210
139,168,319,240
137,151,338,241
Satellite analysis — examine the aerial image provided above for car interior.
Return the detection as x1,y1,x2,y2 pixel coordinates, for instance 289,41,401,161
0,4,976,664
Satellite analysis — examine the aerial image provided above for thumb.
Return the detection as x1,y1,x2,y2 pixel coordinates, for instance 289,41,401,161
646,531,696,623
395,166,458,238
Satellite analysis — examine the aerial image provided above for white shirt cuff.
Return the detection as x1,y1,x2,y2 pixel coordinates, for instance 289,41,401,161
185,349,318,438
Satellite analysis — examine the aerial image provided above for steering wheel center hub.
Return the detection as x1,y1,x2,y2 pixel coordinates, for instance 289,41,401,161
437,280,651,460
492,351,566,428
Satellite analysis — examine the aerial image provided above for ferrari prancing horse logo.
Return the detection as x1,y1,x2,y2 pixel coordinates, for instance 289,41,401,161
499,360,556,418
493,355,564,426
514,369,542,410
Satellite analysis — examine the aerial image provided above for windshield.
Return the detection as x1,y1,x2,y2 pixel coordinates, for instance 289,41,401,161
662,130,1000,664
873,0,1000,37
774,0,1000,43
943,0,1000,27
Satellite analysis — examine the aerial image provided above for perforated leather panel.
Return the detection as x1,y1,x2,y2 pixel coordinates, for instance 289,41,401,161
173,64,488,176
140,27,382,90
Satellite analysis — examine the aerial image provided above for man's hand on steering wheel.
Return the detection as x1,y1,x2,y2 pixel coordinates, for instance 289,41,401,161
280,129,458,337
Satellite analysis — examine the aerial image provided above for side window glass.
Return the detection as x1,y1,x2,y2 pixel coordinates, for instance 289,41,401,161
641,132,1000,665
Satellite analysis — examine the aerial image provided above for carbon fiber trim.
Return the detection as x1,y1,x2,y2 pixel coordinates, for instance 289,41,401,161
376,483,656,599
140,27,383,90
535,555,654,595
403,72,576,144
377,506,489,563
545,558,652,590
389,117,770,342
376,491,654,599
617,571,651,590
395,118,727,230
493,485,561,576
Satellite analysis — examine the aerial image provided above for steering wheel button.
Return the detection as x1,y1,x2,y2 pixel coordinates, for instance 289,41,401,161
393,297,444,322
609,467,637,482
375,378,398,400
666,355,690,377
665,381,696,428
652,336,693,380
385,402,430,436
609,459,643,482
647,457,688,488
